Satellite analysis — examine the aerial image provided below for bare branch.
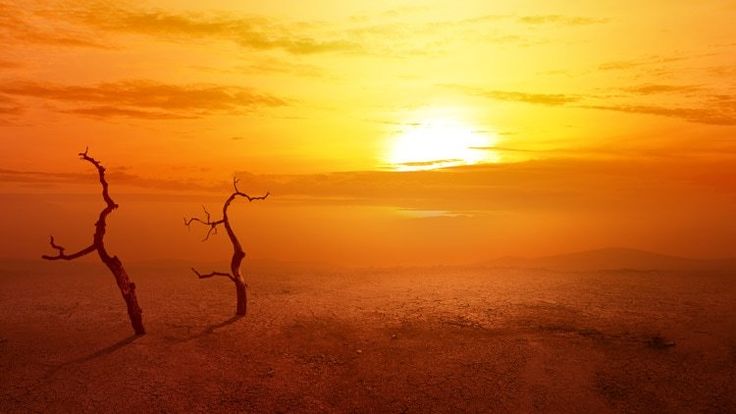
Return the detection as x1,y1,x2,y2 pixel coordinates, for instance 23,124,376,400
232,177,270,202
191,267,234,281
78,148,117,210
184,205,225,241
41,235,95,261
237,191,270,202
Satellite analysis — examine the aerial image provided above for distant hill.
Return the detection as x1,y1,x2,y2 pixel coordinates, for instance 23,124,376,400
487,248,736,272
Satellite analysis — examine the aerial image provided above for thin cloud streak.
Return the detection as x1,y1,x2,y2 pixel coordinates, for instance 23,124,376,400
583,104,736,126
448,83,736,126
517,15,608,26
3,157,735,213
444,84,579,105
61,106,195,120
0,168,219,192
621,84,702,95
0,80,286,119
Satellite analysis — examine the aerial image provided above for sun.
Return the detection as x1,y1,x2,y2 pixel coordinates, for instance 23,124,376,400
387,117,499,171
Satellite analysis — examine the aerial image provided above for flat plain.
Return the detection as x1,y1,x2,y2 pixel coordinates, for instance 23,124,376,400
1,260,734,413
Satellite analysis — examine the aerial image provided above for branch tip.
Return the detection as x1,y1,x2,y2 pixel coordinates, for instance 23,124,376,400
191,267,233,280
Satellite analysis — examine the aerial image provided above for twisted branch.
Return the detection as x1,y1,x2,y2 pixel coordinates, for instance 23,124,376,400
40,148,145,334
186,177,268,308
78,146,117,210
42,147,117,261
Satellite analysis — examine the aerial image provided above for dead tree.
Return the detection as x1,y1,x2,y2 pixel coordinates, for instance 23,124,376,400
185,178,269,316
42,148,145,335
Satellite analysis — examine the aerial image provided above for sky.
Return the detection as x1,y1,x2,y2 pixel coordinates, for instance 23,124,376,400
1,0,735,265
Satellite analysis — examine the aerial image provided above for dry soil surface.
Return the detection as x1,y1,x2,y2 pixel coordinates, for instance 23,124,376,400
1,261,735,413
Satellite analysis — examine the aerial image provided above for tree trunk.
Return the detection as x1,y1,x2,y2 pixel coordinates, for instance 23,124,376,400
186,180,267,318
42,150,146,336
235,278,247,316
106,256,145,335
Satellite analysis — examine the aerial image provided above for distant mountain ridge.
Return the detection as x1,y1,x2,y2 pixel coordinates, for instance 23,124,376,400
487,248,736,272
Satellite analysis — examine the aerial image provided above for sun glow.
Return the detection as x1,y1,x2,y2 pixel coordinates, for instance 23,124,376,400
388,117,498,171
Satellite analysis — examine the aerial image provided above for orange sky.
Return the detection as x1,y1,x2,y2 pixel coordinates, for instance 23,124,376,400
1,1,735,265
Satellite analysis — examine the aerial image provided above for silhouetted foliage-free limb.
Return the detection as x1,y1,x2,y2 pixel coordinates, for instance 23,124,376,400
185,178,269,316
42,148,145,335
191,268,234,280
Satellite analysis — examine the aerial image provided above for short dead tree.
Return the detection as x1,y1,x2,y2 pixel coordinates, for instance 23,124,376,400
185,178,269,316
42,148,145,335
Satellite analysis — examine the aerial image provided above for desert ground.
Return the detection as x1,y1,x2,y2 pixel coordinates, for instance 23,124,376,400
1,259,735,413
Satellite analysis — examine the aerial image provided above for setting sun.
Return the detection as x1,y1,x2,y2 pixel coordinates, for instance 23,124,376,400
388,117,499,171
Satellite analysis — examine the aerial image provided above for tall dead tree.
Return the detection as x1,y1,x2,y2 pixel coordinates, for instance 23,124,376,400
185,178,269,316
42,148,145,335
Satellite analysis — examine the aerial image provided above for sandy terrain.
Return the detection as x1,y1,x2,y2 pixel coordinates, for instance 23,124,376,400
1,260,735,413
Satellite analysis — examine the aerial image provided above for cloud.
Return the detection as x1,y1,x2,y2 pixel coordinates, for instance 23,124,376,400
469,145,736,160
0,80,286,119
3,156,735,214
239,58,327,78
707,65,736,77
621,84,701,95
597,54,706,71
583,104,736,126
0,105,20,115
67,5,360,55
517,15,608,26
0,167,219,192
448,83,736,126
6,4,606,59
0,168,87,185
61,106,193,120
0,59,21,69
0,1,109,48
479,90,579,105
0,94,20,115
397,159,464,167
226,157,736,212
445,84,579,105
392,159,466,170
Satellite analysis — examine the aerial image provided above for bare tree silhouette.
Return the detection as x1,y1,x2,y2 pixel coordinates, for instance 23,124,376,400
185,178,269,316
42,148,145,335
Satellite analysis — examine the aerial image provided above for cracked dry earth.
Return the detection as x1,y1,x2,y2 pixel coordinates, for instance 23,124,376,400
1,261,735,413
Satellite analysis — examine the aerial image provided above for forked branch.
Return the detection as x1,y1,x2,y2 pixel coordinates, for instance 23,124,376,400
42,147,118,261
233,177,270,202
184,178,269,241
184,206,224,241
41,236,96,261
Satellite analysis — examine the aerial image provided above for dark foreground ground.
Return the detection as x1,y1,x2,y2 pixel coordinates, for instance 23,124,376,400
1,261,734,413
